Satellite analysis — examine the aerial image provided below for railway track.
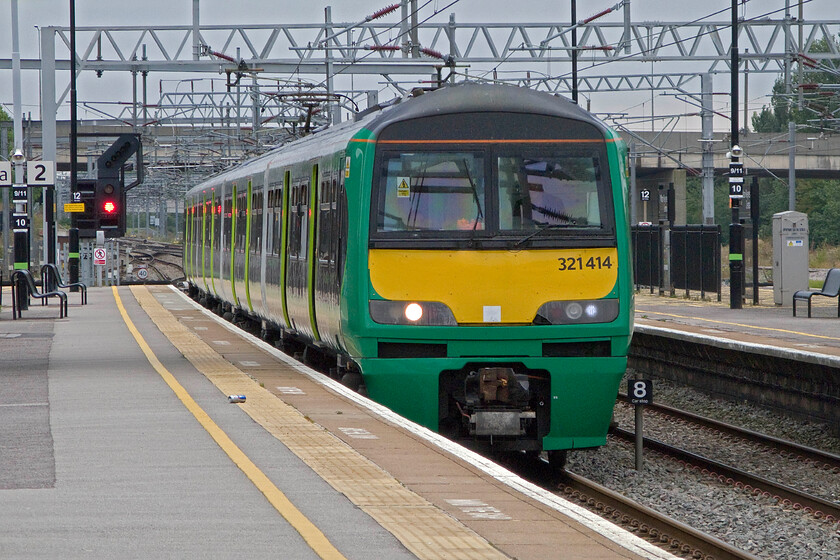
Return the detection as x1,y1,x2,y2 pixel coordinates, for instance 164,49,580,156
119,238,184,282
617,397,840,474
612,397,840,523
496,452,761,560
504,395,840,560
609,427,840,523
557,469,762,560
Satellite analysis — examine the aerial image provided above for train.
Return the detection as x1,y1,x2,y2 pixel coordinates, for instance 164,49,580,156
183,83,634,466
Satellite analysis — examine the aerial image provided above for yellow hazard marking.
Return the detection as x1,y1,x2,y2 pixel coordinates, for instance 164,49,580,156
636,309,840,342
396,177,410,198
111,286,347,560
135,285,508,560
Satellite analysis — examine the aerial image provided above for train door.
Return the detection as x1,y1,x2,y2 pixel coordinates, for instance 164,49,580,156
219,184,232,302
314,165,342,349
286,177,309,335
201,193,209,292
285,164,320,341
208,189,218,296
243,179,257,313
263,167,289,328
259,164,271,317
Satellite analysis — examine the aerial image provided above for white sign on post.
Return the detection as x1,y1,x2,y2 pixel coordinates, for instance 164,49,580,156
93,247,107,266
27,161,55,186
0,162,11,186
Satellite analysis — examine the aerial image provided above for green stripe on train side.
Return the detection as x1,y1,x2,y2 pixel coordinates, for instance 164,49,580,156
201,192,208,292
244,179,254,312
183,203,188,279
307,164,321,341
230,184,238,306
185,202,191,280
210,190,217,295
280,170,291,328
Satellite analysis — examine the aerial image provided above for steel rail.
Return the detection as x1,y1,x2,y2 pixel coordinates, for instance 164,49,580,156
610,427,840,523
557,469,762,560
616,395,840,471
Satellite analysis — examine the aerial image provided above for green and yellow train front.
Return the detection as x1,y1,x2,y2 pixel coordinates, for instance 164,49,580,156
341,110,634,453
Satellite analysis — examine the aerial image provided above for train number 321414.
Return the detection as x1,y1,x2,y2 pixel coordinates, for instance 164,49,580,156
557,256,613,271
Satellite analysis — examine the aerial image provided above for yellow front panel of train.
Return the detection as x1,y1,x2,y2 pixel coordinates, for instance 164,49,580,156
369,248,618,324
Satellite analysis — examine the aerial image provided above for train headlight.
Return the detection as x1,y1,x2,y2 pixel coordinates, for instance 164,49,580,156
565,302,583,320
535,299,619,325
405,303,423,322
370,300,457,326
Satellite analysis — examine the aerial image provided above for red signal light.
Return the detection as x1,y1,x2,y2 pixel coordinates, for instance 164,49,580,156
103,201,116,213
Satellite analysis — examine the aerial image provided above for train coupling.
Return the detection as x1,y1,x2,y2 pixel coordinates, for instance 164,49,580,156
465,367,534,437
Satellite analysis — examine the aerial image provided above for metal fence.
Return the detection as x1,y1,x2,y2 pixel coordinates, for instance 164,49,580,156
670,225,721,300
631,224,721,300
631,225,662,294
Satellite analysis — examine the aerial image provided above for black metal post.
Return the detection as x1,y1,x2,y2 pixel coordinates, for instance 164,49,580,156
69,0,79,285
751,176,760,305
45,187,55,264
68,228,79,292
729,0,742,309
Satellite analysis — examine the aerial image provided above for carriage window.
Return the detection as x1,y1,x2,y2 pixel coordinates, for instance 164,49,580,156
497,154,603,230
375,152,485,232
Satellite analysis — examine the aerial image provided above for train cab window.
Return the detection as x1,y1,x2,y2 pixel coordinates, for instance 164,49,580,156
375,152,485,232
497,152,609,232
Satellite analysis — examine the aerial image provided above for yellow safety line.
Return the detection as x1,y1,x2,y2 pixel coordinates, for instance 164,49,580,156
636,308,840,342
110,286,347,560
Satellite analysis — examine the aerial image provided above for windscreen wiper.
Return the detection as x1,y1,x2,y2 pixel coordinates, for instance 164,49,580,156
459,158,483,231
510,223,570,249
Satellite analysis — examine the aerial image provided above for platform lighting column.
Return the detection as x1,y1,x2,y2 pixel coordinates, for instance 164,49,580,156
729,0,743,310
11,0,30,274
69,0,80,286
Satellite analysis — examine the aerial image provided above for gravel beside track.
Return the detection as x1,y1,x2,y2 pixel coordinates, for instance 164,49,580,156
566,374,840,560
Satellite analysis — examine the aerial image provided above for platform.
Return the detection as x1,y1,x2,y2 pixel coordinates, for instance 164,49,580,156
634,286,840,364
0,284,675,560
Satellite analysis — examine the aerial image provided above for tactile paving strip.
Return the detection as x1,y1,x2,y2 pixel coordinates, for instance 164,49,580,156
131,286,507,560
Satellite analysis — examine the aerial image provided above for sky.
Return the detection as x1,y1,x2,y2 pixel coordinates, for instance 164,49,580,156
1,0,838,132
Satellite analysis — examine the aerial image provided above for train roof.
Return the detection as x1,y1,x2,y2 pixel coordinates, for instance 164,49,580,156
364,83,609,136
185,83,611,198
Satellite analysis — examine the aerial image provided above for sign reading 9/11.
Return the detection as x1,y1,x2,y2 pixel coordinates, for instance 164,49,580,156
729,161,744,199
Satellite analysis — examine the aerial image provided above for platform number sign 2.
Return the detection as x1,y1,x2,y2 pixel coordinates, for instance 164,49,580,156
27,161,55,186
627,379,653,405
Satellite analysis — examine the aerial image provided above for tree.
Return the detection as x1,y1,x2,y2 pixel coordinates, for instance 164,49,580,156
750,35,840,252
752,36,840,133
0,106,12,154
